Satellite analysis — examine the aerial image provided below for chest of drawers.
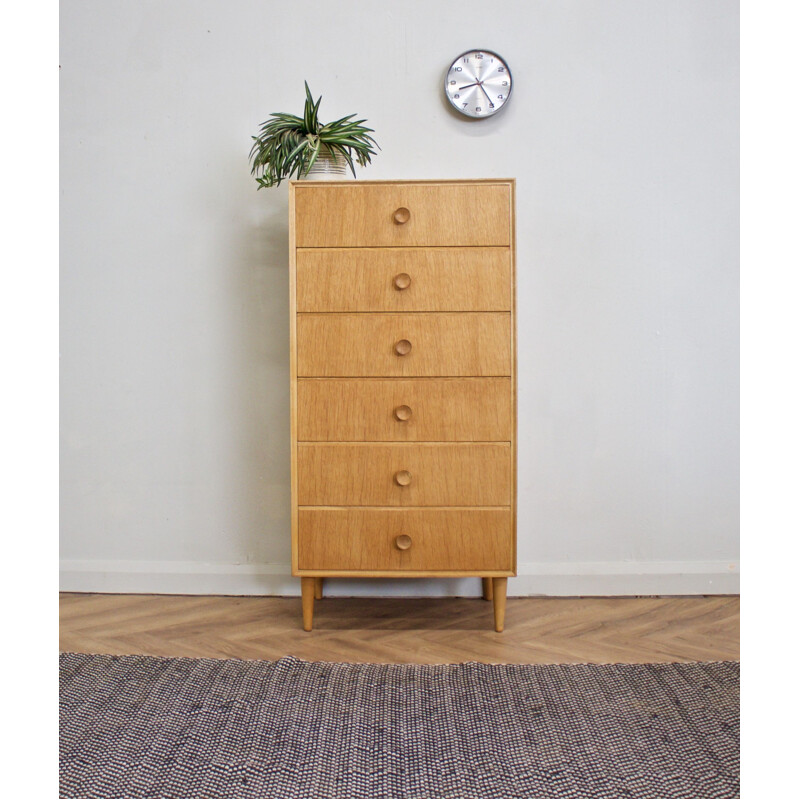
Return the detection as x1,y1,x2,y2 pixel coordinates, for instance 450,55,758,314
288,179,516,631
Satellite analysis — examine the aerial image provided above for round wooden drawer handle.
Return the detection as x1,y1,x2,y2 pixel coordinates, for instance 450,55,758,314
393,273,412,290
394,405,412,422
393,207,411,224
394,339,412,356
394,469,412,486
395,534,413,551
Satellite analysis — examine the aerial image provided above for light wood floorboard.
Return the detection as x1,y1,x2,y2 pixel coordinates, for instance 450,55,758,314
60,593,739,664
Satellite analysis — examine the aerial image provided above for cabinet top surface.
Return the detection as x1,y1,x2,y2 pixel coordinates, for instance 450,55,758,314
290,178,515,188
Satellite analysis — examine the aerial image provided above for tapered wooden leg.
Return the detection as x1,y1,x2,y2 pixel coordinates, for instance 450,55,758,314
482,578,493,601
301,577,315,631
314,577,324,600
492,577,507,632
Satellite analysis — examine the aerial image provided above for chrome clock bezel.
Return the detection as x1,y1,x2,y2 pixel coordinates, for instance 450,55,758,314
444,49,513,119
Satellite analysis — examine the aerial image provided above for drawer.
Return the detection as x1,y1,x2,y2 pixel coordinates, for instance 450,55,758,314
296,313,511,377
297,443,511,506
298,508,513,571
293,182,511,247
297,378,512,442
296,247,511,312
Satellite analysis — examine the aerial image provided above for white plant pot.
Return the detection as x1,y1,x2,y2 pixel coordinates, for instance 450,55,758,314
300,146,353,181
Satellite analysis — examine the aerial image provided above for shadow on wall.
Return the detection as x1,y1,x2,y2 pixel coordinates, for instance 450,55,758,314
235,179,292,570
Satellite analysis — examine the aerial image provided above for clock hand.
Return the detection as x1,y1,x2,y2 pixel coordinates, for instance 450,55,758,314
458,82,479,90
478,83,494,105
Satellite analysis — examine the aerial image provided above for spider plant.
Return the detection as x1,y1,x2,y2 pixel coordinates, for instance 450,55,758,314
249,82,379,188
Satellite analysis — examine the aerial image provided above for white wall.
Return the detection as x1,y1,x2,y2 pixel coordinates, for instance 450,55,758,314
60,0,739,596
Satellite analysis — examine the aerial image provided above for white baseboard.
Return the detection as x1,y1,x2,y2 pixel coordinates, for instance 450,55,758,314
59,559,739,596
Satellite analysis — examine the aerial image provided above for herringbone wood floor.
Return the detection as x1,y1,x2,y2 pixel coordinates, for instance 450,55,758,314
60,593,739,664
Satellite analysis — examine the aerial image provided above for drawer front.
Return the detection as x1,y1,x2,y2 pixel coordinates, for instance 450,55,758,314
297,378,512,442
297,313,511,377
293,183,511,247
296,247,511,312
297,443,511,506
298,508,513,571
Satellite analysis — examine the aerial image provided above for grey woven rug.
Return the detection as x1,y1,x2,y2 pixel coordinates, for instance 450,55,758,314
60,653,739,799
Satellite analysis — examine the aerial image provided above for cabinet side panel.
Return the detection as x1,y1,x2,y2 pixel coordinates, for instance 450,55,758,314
289,183,299,574
510,179,517,574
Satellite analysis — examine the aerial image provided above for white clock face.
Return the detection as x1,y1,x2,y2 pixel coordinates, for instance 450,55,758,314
444,49,512,118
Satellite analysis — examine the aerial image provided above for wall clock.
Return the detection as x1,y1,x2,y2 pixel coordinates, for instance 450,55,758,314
444,49,513,118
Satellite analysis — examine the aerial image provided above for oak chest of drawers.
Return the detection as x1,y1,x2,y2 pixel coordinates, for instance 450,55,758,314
289,179,516,631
